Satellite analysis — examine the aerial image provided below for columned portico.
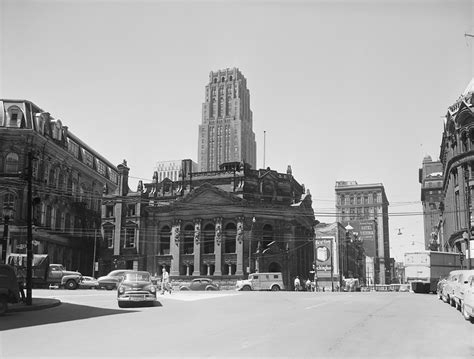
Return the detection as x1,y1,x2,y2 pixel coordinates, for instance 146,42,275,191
170,219,181,276
193,219,201,276
235,216,244,275
214,217,223,275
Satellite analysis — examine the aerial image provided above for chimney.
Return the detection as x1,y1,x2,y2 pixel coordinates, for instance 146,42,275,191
117,159,130,196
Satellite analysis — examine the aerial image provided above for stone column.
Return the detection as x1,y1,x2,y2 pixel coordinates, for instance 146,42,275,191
214,217,223,276
170,219,181,276
192,219,201,276
235,217,244,275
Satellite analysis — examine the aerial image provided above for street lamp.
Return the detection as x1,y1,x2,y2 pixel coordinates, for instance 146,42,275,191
2,206,14,264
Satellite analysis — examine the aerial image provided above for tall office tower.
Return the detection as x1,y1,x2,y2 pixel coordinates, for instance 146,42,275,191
418,155,443,250
335,181,391,284
198,68,256,172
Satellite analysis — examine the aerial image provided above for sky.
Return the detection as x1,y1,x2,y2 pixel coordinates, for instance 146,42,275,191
1,0,473,261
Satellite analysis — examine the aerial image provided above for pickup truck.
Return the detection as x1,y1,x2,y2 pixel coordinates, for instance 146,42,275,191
7,254,82,290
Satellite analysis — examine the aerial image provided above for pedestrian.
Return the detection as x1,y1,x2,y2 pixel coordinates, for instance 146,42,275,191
305,278,311,292
161,268,171,294
294,276,301,291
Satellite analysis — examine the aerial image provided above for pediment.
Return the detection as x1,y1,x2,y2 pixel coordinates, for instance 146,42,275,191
179,183,243,206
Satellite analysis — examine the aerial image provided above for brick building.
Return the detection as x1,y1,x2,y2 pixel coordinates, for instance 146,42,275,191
0,99,118,274
335,181,391,284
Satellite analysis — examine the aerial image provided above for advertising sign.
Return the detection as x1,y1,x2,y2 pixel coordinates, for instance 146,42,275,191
348,220,376,258
315,238,334,276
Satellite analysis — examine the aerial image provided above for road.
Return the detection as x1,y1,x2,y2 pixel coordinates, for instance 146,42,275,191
1,289,473,358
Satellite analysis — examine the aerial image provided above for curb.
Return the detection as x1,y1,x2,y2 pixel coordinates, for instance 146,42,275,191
7,298,62,313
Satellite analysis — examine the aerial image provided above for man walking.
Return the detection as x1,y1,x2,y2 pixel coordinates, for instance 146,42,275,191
161,268,171,294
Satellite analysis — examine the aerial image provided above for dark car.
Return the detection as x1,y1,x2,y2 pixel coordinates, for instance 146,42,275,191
0,264,21,315
117,271,156,308
179,278,220,291
98,270,132,290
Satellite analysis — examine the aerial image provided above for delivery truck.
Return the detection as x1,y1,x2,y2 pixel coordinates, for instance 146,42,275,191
404,251,461,293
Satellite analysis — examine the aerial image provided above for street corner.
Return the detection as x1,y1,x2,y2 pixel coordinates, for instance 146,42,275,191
7,297,61,313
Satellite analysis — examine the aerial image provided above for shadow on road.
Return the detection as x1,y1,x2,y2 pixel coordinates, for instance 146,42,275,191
0,300,163,331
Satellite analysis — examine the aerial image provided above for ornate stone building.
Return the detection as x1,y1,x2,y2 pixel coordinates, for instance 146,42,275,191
0,99,118,274
198,68,257,172
335,181,391,284
439,78,474,264
101,161,315,288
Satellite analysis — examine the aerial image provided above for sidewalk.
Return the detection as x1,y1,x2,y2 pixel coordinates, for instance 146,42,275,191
7,298,61,313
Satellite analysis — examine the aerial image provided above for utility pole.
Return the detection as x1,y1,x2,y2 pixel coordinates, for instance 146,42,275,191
464,167,472,269
26,152,33,306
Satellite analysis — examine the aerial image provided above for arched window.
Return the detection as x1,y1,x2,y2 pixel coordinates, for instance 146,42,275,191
5,153,19,173
224,223,236,254
160,226,171,255
6,106,24,128
183,224,194,255
203,223,215,254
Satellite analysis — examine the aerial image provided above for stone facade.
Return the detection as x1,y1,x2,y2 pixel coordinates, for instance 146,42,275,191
439,79,474,263
198,68,257,172
101,161,315,288
0,99,118,274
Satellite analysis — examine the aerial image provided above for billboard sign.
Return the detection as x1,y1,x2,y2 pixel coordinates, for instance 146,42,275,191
315,238,334,275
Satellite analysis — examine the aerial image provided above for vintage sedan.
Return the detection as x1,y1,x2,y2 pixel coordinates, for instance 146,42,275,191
78,276,99,289
117,271,156,308
98,270,132,290
179,278,220,291
461,274,474,322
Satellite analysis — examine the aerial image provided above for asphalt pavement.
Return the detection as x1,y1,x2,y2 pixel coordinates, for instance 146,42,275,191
1,289,473,358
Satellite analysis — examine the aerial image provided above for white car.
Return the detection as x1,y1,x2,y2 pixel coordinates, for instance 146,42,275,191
461,274,474,322
452,269,474,311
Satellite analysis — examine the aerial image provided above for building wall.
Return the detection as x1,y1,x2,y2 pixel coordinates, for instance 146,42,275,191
439,80,474,260
198,68,256,172
0,99,118,275
334,181,390,284
419,155,443,249
101,162,315,288
154,159,198,182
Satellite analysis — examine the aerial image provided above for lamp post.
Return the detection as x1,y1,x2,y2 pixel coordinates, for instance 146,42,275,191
248,217,255,275
2,206,14,264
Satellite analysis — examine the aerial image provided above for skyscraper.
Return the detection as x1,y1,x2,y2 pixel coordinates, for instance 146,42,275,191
198,68,256,172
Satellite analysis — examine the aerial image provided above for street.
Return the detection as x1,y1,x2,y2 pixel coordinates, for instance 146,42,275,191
1,289,473,358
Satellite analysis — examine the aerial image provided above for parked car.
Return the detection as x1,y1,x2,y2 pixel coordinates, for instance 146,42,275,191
179,278,220,291
452,269,474,311
0,264,21,315
437,277,448,300
441,270,463,305
461,274,474,322
236,272,285,291
78,276,99,289
117,271,156,308
98,270,132,290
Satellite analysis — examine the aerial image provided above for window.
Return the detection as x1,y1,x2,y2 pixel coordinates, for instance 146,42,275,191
67,140,80,158
4,153,19,173
126,204,136,217
105,205,114,218
83,150,94,167
160,226,171,255
104,227,114,248
97,160,106,176
124,227,135,248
